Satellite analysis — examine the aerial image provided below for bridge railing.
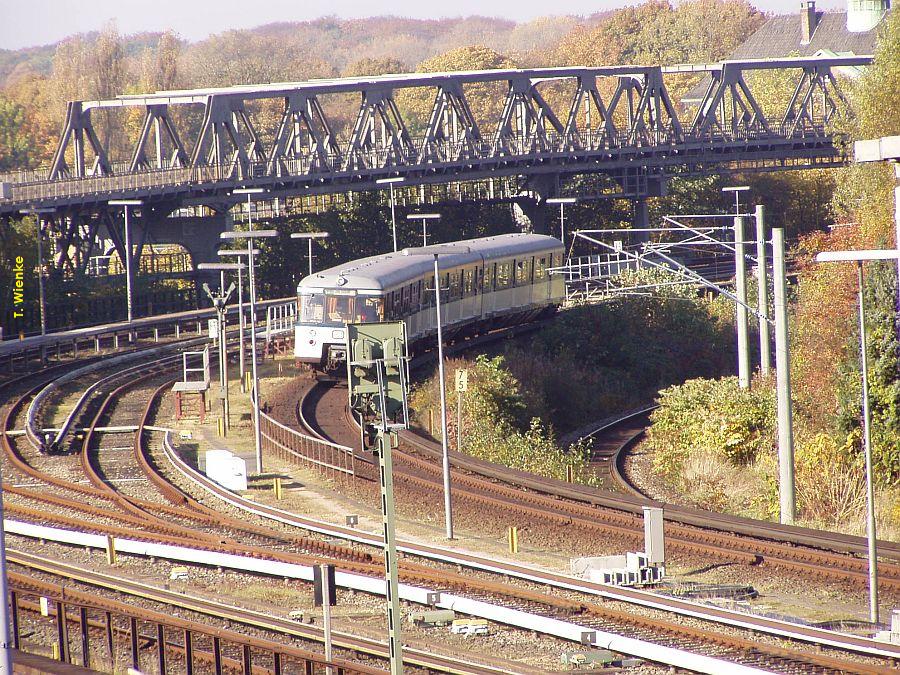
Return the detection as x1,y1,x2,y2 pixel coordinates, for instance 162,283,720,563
3,121,840,207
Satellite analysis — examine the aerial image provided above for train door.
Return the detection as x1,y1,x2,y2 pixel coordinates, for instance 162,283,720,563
462,267,476,320
534,253,549,301
496,259,513,313
484,263,496,315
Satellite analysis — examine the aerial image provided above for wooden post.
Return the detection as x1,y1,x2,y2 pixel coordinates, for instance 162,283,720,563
507,526,518,554
105,535,117,565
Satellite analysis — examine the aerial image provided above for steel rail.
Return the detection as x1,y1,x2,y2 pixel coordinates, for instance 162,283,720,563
157,422,900,663
7,551,527,675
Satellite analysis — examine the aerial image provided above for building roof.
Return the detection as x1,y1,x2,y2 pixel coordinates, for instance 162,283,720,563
681,9,886,103
298,233,563,292
729,11,881,60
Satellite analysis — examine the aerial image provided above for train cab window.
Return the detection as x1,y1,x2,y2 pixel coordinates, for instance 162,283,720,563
411,281,421,310
325,293,355,323
496,262,511,289
299,293,325,324
515,259,531,286
357,297,384,322
535,256,547,280
463,268,474,296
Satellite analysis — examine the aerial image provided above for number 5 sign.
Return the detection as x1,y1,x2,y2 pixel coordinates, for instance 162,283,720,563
455,369,468,392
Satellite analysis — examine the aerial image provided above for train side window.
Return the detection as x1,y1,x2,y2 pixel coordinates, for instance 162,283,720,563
515,258,531,285
449,271,461,300
484,264,495,291
496,262,511,289
535,256,547,280
463,268,474,296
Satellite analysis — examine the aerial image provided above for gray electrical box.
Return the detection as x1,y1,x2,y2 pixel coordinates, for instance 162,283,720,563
643,506,665,564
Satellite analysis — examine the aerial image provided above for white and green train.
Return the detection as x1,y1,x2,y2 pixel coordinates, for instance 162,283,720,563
295,233,565,369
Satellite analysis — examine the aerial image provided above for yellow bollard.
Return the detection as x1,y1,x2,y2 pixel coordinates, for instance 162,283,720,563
565,465,574,483
244,372,252,392
217,417,226,437
106,535,117,565
273,476,283,500
51,644,60,660
507,526,518,554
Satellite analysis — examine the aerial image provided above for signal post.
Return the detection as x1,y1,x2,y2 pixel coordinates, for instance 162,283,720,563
346,321,410,675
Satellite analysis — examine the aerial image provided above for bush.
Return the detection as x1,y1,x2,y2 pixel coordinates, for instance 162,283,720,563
648,376,777,479
409,355,598,485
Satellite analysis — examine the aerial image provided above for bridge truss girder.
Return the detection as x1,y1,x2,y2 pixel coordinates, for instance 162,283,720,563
2,56,871,215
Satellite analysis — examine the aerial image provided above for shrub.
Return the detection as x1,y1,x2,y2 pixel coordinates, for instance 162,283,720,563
648,376,777,479
409,355,599,485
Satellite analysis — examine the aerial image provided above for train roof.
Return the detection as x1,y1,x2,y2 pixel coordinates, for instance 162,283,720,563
298,233,562,292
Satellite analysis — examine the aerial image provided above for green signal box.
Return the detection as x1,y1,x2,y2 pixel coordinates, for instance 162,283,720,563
346,321,410,436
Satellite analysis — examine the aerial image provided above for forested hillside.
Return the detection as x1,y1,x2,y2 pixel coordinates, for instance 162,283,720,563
0,1,762,172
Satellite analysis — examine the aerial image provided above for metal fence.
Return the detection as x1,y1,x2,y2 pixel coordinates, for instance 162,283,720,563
259,411,355,480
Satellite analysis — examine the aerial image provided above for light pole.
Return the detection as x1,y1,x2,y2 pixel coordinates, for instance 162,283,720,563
290,232,330,277
219,248,259,392
376,177,405,252
403,244,471,540
406,213,441,247
198,263,242,432
723,187,751,388
109,199,143,324
816,247,900,626
20,208,55,336
221,229,278,474
546,197,577,250
233,187,268,232
722,185,750,216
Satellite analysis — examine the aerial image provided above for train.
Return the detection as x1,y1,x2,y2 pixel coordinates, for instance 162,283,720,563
294,233,566,369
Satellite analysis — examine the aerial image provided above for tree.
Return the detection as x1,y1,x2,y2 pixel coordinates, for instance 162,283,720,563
0,95,31,170
394,46,518,134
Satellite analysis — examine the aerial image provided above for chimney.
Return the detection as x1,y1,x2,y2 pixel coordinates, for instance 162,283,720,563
800,1,818,44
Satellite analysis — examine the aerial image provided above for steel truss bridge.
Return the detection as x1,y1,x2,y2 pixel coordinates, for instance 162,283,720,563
0,55,870,281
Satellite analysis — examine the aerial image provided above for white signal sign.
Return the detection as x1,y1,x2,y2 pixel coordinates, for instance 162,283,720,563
455,369,469,392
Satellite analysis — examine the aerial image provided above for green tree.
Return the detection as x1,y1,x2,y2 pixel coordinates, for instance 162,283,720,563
0,94,31,169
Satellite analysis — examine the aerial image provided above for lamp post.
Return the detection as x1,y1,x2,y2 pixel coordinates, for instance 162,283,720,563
219,248,259,392
221,229,278,474
20,208,55,336
546,197,577,250
233,187,268,232
403,244,471,540
816,247,900,626
722,187,751,389
376,177,405,252
198,263,243,432
109,199,144,324
722,185,750,216
406,213,441,247
290,232,330,277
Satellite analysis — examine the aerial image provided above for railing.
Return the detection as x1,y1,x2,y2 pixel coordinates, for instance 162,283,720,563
8,577,378,674
0,121,842,207
259,410,355,480
265,303,296,341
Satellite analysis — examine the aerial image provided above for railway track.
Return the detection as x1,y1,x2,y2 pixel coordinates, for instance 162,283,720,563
298,379,900,599
5,316,900,673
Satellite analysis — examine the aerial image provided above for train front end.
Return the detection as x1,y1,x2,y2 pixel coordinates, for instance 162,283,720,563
295,276,384,370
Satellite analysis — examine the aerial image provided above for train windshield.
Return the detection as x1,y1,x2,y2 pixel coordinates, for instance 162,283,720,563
299,292,383,325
